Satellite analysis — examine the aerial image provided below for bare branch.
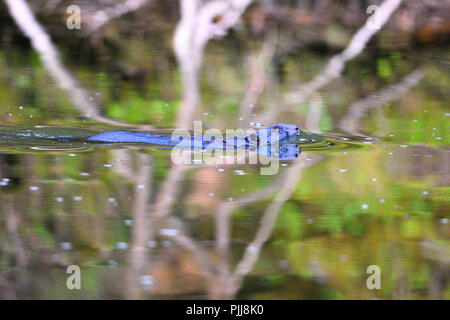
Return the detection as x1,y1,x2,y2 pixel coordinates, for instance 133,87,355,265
239,31,278,121
4,0,154,128
84,0,152,34
230,154,320,286
4,0,100,118
285,0,403,104
174,0,253,128
126,153,153,298
339,68,424,136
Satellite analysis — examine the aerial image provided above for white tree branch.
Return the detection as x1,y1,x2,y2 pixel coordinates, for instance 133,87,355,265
339,68,424,136
173,0,253,128
285,0,403,104
85,0,152,34
4,0,154,128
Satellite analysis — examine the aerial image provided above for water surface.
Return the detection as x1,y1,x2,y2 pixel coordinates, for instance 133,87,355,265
0,7,448,299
